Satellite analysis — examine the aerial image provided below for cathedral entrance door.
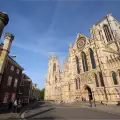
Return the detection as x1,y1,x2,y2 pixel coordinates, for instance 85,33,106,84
84,85,93,100
84,85,96,107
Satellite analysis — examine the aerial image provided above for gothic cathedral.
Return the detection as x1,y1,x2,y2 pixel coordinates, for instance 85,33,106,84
45,14,120,104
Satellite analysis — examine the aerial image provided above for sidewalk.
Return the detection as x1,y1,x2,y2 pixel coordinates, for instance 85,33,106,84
22,104,53,119
0,101,42,119
72,102,120,115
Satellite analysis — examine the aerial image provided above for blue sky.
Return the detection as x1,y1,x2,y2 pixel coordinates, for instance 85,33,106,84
0,0,120,89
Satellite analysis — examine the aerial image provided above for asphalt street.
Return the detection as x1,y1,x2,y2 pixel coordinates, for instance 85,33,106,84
23,102,120,120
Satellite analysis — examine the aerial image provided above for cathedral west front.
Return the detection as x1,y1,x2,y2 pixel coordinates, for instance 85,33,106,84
45,14,120,104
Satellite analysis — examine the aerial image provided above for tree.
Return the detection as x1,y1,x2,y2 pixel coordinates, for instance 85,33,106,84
40,88,45,100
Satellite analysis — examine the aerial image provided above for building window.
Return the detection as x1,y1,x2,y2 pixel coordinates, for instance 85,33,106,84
78,78,80,89
76,56,80,74
81,52,88,72
17,69,20,74
99,72,104,87
14,79,18,87
3,92,9,103
11,93,16,101
89,48,96,69
53,63,56,71
68,84,70,91
11,66,14,71
95,74,99,87
55,76,57,83
75,79,78,90
20,81,24,86
103,24,112,42
112,71,118,85
7,76,12,86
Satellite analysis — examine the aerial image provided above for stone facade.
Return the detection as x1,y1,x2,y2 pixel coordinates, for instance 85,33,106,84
45,14,120,104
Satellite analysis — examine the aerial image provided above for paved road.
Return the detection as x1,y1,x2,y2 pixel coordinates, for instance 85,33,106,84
24,102,120,120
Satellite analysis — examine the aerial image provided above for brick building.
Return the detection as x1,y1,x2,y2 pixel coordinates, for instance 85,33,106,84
30,84,40,101
19,73,32,104
0,56,24,103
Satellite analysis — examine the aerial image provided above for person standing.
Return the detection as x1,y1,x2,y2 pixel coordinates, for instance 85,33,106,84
17,100,22,113
88,92,92,107
116,94,120,105
8,100,13,112
13,100,17,113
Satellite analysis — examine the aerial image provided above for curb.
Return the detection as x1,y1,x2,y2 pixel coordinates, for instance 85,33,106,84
0,113,21,119
21,107,54,119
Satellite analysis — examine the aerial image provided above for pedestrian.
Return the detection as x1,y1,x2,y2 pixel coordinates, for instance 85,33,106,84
81,97,83,102
13,100,17,113
17,100,22,113
88,93,92,107
8,100,13,112
76,97,78,102
116,94,120,106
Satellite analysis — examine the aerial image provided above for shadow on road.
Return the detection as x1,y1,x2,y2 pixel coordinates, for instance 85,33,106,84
25,108,54,119
32,116,64,120
20,101,46,115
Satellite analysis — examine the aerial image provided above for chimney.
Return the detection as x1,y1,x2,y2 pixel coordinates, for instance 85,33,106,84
0,33,14,74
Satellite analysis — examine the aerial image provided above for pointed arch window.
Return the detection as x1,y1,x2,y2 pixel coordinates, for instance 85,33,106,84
75,79,78,90
81,52,88,72
89,48,96,69
99,72,104,87
95,74,99,87
118,70,120,78
55,76,57,83
68,83,70,91
103,24,112,42
53,63,56,71
76,56,80,74
78,78,80,89
112,71,118,85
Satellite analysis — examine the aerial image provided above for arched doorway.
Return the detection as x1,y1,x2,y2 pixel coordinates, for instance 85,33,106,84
84,85,93,100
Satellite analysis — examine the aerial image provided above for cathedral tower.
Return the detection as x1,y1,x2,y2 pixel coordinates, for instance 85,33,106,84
45,56,60,101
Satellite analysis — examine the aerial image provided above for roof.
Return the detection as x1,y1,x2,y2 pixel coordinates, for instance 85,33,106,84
22,73,30,79
0,43,24,70
8,56,24,70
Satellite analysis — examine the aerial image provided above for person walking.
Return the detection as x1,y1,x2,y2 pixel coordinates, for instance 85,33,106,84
88,92,92,107
13,100,17,113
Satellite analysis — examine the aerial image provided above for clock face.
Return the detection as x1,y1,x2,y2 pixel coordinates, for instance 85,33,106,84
77,38,86,50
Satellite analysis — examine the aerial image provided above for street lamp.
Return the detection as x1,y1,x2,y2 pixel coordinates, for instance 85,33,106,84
10,55,16,58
